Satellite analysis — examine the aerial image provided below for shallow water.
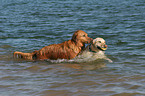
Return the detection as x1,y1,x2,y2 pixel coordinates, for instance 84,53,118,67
0,0,145,96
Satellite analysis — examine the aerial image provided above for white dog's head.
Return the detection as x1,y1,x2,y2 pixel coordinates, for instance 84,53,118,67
92,38,107,51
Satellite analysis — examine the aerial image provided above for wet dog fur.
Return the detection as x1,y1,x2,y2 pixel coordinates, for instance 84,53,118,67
75,37,113,63
14,30,92,60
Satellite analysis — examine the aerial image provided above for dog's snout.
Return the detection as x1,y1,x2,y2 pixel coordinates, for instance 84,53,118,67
87,37,93,43
91,38,93,41
90,38,93,42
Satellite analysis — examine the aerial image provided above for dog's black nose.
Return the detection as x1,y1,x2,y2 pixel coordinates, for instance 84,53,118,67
104,45,107,48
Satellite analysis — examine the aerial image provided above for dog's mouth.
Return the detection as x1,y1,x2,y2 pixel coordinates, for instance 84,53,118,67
97,45,107,51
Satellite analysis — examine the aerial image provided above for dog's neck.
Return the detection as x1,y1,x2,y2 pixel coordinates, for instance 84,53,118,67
72,40,84,49
69,40,83,53
89,44,100,53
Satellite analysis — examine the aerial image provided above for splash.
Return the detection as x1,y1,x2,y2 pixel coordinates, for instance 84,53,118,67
44,56,112,64
45,59,75,63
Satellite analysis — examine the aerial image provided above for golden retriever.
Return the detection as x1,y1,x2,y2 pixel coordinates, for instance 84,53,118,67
14,30,92,60
75,37,113,63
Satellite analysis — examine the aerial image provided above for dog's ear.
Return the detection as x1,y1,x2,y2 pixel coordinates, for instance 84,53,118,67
71,31,78,42
92,39,97,44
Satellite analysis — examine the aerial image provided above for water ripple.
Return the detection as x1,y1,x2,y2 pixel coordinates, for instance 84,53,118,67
0,0,145,96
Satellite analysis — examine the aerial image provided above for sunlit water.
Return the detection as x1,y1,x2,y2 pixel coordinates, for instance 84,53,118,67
0,0,145,96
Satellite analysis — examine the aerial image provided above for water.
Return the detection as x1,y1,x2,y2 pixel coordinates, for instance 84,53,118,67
0,0,145,96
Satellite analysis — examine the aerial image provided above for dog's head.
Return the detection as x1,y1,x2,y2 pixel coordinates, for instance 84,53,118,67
72,30,92,44
92,38,107,51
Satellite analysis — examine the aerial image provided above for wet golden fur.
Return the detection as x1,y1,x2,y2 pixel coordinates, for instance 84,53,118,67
14,30,92,60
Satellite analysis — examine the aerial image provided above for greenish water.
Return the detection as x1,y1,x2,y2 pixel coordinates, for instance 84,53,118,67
0,0,145,96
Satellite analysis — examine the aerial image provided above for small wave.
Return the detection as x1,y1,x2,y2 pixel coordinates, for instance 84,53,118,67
44,57,112,64
44,58,92,63
44,59,75,63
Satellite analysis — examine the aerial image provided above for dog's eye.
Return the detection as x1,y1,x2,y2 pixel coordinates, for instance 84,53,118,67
82,35,86,37
98,41,101,43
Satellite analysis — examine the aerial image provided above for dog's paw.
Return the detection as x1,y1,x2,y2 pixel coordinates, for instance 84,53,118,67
105,58,113,63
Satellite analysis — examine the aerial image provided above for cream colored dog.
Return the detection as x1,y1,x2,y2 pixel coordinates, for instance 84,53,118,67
75,37,113,63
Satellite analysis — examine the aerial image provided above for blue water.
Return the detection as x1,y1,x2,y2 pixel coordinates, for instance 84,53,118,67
0,0,145,96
